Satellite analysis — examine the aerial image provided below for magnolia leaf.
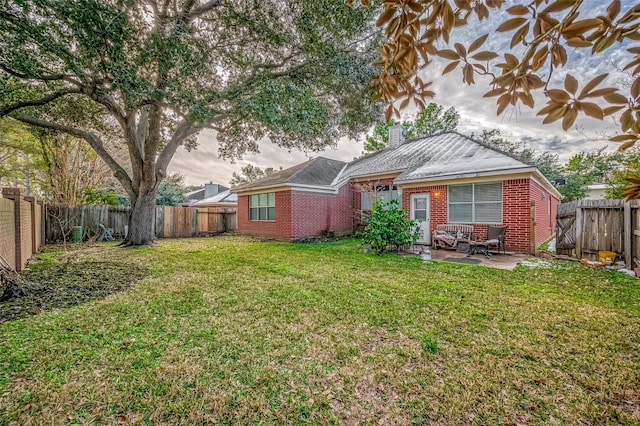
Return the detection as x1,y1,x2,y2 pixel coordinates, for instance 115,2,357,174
377,7,396,27
547,89,570,103
442,60,460,74
578,73,609,98
519,92,535,108
619,139,638,150
496,93,511,115
532,46,549,70
473,63,487,72
510,22,530,48
496,18,528,32
603,92,629,104
610,133,638,142
621,109,635,131
468,34,489,53
454,43,467,58
471,51,498,61
542,105,567,124
632,77,640,99
506,5,529,15
566,37,593,48
463,63,475,85
564,74,578,95
436,49,460,60
583,87,617,98
483,87,507,97
607,0,621,20
580,102,604,119
562,107,578,131
543,1,576,13
603,105,625,115
563,19,602,33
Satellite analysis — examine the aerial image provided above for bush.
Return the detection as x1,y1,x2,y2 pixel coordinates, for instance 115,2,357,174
361,199,419,255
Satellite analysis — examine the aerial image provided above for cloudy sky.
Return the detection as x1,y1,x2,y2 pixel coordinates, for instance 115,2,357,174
169,1,633,187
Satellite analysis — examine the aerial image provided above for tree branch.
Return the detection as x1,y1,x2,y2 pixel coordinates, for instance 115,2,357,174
12,114,135,198
155,120,195,177
188,0,223,20
1,87,83,116
0,63,81,85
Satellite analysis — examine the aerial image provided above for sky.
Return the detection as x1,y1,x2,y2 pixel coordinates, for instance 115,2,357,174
169,1,633,187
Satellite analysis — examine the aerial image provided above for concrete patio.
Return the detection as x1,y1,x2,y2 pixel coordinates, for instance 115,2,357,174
414,245,526,270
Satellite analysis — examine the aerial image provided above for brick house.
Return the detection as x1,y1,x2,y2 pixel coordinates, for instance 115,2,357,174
232,131,561,252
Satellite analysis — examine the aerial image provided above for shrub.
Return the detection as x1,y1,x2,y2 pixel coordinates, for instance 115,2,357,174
361,199,419,255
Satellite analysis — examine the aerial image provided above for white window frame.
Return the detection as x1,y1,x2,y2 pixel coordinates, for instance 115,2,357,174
447,182,502,224
249,192,275,221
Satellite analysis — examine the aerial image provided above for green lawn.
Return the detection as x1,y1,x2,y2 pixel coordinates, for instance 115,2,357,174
1,237,639,424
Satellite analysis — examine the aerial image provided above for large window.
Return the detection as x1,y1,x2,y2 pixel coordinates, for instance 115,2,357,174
448,182,502,223
361,185,402,211
249,192,275,221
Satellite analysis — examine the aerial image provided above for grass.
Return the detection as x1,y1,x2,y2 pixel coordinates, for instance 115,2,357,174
0,236,639,424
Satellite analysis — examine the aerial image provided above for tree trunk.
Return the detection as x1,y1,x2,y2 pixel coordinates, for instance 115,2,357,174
124,188,158,246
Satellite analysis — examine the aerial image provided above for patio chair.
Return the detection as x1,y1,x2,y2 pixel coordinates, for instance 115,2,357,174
484,225,507,254
98,224,115,242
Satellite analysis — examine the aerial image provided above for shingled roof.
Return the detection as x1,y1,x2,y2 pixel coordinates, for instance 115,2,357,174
341,132,531,183
232,157,346,192
231,132,559,196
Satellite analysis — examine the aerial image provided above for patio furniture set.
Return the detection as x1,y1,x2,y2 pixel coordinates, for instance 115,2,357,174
432,224,508,258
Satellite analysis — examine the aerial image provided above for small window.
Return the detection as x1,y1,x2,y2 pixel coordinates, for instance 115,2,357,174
249,192,275,221
448,182,502,224
361,185,402,212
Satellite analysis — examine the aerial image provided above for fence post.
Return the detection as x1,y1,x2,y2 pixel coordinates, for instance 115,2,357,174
625,201,632,269
2,188,24,271
575,206,583,259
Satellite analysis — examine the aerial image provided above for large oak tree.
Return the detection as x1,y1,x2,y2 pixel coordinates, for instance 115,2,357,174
0,0,381,245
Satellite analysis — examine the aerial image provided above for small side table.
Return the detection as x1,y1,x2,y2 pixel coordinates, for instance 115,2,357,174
467,241,491,258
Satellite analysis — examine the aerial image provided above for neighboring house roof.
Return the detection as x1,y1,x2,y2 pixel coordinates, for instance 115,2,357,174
185,183,229,203
231,132,560,198
191,189,237,206
232,157,346,192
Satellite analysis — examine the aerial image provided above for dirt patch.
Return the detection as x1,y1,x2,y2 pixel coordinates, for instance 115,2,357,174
0,261,148,323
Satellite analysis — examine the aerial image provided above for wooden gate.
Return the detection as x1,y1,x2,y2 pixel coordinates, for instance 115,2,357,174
555,202,577,256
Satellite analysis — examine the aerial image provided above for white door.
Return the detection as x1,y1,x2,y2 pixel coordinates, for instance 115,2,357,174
411,193,431,244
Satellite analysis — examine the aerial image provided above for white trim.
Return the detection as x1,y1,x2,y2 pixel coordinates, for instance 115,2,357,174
347,169,405,181
395,166,536,184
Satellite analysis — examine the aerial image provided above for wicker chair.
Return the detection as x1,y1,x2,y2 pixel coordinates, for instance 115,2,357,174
485,225,507,254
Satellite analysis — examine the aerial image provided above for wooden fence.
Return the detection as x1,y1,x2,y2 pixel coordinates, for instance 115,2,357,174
45,204,236,243
555,199,640,267
1,188,45,271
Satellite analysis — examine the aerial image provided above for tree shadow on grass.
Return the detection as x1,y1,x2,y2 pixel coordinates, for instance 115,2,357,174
0,261,148,323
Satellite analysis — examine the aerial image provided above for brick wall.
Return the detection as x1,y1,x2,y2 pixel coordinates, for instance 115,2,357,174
502,179,532,253
0,198,16,270
290,184,353,239
236,191,292,240
402,179,532,252
529,179,559,247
